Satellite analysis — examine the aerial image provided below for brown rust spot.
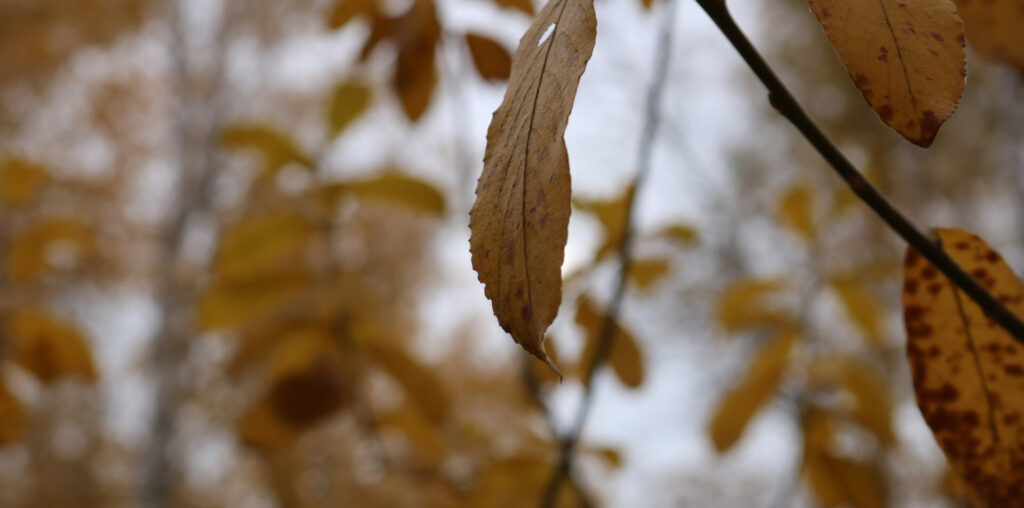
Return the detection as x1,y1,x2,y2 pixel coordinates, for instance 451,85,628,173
986,250,1001,263
922,266,938,280
877,104,894,122
930,32,944,42
927,283,943,295
906,248,922,267
878,46,889,62
904,279,919,295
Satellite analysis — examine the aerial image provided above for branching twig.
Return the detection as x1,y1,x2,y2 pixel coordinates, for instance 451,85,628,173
539,1,678,505
694,0,1024,343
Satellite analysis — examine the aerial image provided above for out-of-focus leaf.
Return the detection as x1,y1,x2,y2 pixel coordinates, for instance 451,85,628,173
708,329,798,452
327,79,372,138
378,403,446,456
804,451,888,508
367,340,449,423
326,0,376,29
221,124,312,180
831,278,884,345
492,0,535,15
576,296,644,388
240,329,352,448
843,360,895,447
320,170,446,216
391,0,440,121
8,218,96,282
657,223,699,247
628,257,671,290
465,33,512,81
951,0,1024,74
903,228,1024,507
470,456,554,507
573,184,634,260
8,310,97,384
807,0,966,146
0,382,26,445
213,213,315,284
714,278,790,333
778,184,815,239
468,0,596,373
588,446,623,468
197,273,311,330
0,158,48,207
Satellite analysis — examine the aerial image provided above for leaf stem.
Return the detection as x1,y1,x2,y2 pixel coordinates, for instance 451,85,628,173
694,0,1024,343
539,0,678,504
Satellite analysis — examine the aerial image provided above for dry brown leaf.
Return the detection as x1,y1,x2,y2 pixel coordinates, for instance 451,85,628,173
469,0,597,369
8,310,97,384
952,0,1024,74
465,33,512,81
708,329,797,452
807,0,966,146
576,295,645,388
903,228,1024,507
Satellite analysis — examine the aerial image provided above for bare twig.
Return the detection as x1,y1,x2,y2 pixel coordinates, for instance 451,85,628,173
539,1,678,505
694,0,1024,343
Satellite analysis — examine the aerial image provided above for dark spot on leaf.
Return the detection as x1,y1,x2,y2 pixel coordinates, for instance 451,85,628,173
922,266,938,280
877,104,894,122
930,32,944,42
904,279,919,295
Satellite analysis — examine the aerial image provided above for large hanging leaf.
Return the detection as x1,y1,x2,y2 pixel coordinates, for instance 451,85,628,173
0,157,48,207
903,228,1024,507
469,0,597,368
807,0,966,146
8,310,97,384
951,0,1024,74
708,329,797,452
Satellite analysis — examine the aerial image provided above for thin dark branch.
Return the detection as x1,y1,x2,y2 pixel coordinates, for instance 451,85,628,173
540,1,678,505
694,0,1024,343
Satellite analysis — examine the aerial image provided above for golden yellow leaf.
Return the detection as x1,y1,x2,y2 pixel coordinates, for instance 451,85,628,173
471,456,554,508
843,360,896,447
903,228,1024,507
469,0,597,369
952,0,1024,74
321,170,446,216
0,157,48,207
326,0,376,29
804,451,888,508
8,310,97,384
213,213,315,284
465,33,512,81
493,0,535,15
778,184,815,239
573,184,634,260
327,79,371,137
807,0,966,146
197,273,311,330
627,257,671,290
0,382,26,445
714,278,791,333
576,295,645,388
657,223,699,246
367,340,450,423
7,218,96,282
708,329,797,452
221,124,312,180
831,278,884,344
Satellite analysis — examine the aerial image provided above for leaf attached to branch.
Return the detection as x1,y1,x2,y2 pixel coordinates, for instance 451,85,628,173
903,228,1024,507
807,0,966,146
469,0,597,370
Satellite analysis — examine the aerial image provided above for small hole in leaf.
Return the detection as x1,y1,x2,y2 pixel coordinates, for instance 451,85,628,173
538,23,555,47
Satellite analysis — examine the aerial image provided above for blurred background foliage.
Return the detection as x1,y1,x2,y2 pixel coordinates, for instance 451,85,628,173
0,0,1020,506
